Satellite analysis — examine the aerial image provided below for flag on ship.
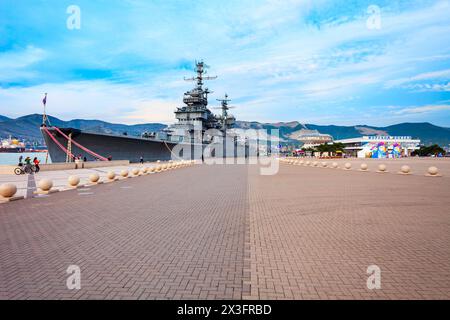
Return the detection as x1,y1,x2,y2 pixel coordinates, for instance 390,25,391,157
42,93,47,106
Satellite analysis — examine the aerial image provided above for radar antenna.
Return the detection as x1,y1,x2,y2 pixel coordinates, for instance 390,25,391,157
184,61,217,89
214,93,236,131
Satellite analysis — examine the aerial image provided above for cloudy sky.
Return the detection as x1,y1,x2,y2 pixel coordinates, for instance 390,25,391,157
0,0,450,126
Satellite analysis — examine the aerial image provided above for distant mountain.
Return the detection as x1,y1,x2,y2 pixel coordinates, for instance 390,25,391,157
0,114,166,144
1,114,449,146
234,121,450,146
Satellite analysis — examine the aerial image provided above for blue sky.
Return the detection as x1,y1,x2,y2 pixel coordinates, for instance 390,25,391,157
0,0,450,126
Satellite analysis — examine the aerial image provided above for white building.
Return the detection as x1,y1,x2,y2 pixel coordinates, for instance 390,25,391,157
296,129,333,149
334,136,421,158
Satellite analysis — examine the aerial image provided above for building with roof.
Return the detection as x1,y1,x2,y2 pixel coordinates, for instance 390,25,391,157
296,129,333,149
334,136,421,158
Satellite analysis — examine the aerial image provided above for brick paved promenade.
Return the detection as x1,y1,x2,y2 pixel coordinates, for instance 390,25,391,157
1,161,449,299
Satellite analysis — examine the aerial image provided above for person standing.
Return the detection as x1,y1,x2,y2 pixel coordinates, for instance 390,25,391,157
33,157,40,173
140,156,144,164
18,155,23,166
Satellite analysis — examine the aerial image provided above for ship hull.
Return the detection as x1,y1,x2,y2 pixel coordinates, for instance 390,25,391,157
41,127,197,163
0,148,26,153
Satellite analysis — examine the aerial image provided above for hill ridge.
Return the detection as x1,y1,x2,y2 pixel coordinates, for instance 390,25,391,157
1,114,449,146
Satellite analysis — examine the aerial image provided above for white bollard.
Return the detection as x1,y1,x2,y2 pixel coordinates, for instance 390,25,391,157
332,162,338,169
321,162,327,168
38,179,53,191
132,168,140,176
360,163,368,171
399,165,411,175
68,175,80,187
0,183,17,198
377,164,387,173
120,170,129,178
344,163,352,170
35,179,57,194
107,171,116,180
426,166,441,177
89,173,100,183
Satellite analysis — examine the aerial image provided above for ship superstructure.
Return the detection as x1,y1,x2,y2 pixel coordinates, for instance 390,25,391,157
41,61,243,163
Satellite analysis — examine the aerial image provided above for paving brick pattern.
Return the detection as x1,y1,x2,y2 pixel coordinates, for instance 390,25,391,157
0,165,249,299
246,163,450,299
1,162,449,299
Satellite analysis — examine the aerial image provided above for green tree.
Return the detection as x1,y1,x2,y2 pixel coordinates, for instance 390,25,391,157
412,144,445,157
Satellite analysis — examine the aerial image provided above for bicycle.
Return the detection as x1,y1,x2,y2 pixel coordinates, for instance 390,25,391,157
14,165,37,175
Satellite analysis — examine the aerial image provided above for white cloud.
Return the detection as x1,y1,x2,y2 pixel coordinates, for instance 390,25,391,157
0,81,178,124
392,105,450,115
0,46,47,82
386,69,450,88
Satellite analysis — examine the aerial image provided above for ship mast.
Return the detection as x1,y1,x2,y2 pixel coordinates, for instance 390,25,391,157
171,61,236,144
184,61,217,90
182,61,217,108
216,94,233,131
41,93,51,126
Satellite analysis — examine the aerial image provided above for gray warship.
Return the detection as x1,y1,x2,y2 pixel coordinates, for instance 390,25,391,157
41,61,244,163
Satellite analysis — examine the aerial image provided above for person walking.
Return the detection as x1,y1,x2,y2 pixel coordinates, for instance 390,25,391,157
140,156,144,164
18,155,23,166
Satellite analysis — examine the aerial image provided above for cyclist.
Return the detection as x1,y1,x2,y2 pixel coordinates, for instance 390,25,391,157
24,156,32,173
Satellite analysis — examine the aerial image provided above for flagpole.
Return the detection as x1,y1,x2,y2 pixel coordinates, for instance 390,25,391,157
42,93,48,126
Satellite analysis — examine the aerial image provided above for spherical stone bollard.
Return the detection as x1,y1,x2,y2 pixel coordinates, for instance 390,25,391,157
322,162,327,168
400,165,411,174
89,173,100,183
142,167,148,174
360,163,368,171
68,175,80,187
305,161,311,166
344,162,352,170
120,170,129,177
38,179,53,191
132,168,140,176
377,164,387,173
332,162,338,169
0,183,17,198
157,160,161,163
427,166,440,177
299,160,304,165
107,171,116,180
313,161,319,167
